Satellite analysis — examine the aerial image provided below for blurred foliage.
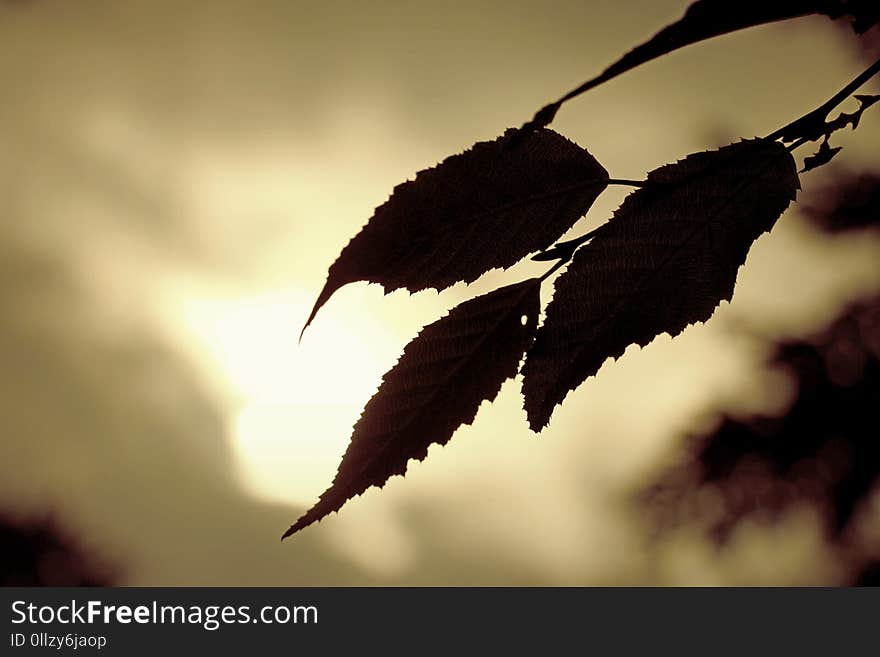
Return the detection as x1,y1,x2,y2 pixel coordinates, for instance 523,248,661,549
646,292,879,526
645,286,880,584
1,0,878,585
853,560,880,585
802,171,880,233
0,514,115,586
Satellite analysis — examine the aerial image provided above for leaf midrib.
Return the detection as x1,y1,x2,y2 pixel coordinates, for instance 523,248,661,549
544,145,794,407
340,281,538,488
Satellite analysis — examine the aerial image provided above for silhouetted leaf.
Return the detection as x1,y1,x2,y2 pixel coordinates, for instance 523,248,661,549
522,0,875,132
801,139,843,172
284,279,541,537
301,129,608,336
522,139,799,430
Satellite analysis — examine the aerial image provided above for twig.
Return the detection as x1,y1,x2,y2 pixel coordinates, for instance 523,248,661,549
766,56,880,142
608,178,648,187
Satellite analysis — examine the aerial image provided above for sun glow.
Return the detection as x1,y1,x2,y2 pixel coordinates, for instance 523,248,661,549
172,286,401,505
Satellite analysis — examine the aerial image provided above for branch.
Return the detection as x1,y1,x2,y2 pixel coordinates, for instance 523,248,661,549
766,56,880,142
518,3,860,136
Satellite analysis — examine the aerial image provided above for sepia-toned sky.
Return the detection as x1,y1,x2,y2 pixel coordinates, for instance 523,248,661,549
2,0,879,584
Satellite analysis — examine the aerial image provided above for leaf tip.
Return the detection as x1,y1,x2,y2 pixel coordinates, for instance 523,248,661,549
527,417,548,434
523,395,553,433
281,504,327,540
300,280,342,342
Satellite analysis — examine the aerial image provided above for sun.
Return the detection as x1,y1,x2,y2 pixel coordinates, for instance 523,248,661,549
169,286,401,505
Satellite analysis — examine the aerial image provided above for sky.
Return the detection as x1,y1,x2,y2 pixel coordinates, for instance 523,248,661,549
1,0,878,584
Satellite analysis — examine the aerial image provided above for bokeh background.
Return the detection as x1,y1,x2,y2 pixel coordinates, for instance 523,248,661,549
1,0,878,585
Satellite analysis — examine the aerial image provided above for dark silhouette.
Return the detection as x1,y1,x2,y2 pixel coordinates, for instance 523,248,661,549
288,1,880,538
523,140,799,430
643,163,880,584
285,279,541,537
301,129,607,337
0,514,115,586
520,0,878,134
801,140,844,173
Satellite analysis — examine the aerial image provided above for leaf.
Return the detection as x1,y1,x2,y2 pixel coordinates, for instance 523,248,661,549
522,0,872,132
800,139,843,173
522,139,800,430
283,279,542,538
301,128,607,337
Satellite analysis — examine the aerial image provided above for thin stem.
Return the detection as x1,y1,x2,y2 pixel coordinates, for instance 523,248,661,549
786,137,809,152
608,178,648,187
533,180,646,266
535,59,880,283
539,257,571,282
521,8,824,134
535,225,607,279
766,56,880,142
